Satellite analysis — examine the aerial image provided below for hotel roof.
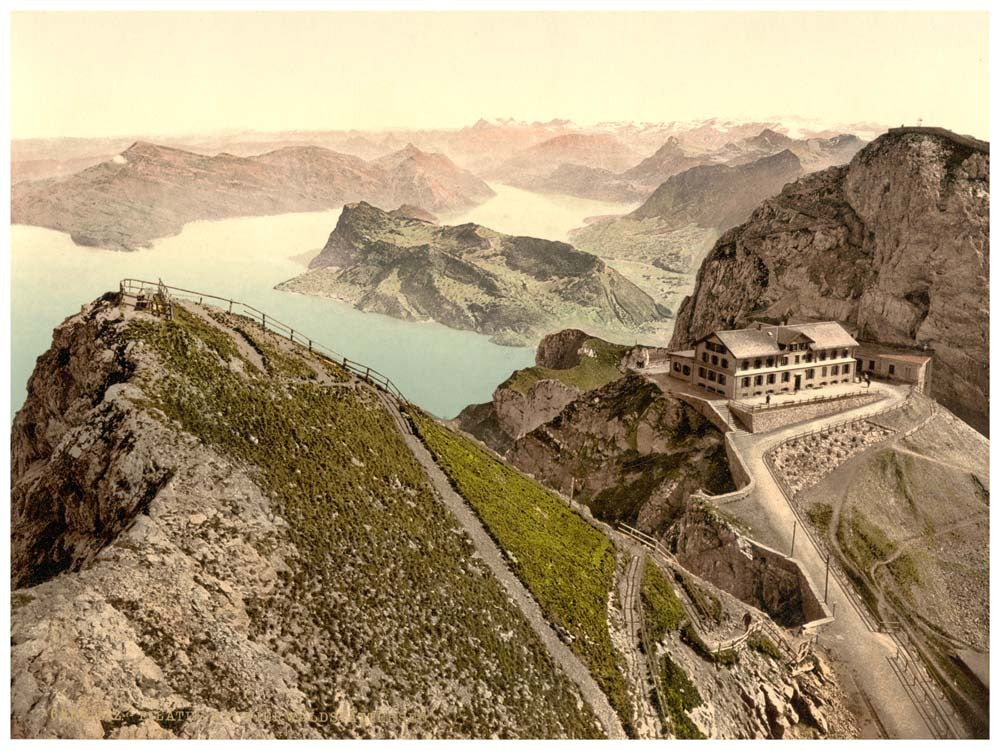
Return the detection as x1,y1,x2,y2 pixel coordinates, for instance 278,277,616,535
696,321,859,359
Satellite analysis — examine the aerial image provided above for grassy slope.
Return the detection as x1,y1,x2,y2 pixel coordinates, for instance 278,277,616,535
127,305,600,738
501,338,628,395
407,409,633,732
802,399,988,653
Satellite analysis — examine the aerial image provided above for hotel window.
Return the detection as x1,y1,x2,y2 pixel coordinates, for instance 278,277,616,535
805,353,813,363
741,360,749,370
718,374,726,385
766,357,774,367
767,373,776,384
781,371,790,382
821,366,827,376
698,367,706,378
702,352,708,362
711,354,718,365
721,358,729,369
742,377,750,387
673,362,680,372
683,365,690,375
781,356,789,366
868,360,875,370
842,349,849,358
806,369,815,379
755,375,763,385
889,364,896,375
831,364,839,375
708,370,717,382
819,351,827,361
754,358,762,368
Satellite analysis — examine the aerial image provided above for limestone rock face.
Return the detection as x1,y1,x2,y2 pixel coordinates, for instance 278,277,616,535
493,379,580,442
534,329,593,369
10,302,310,739
670,129,989,433
506,375,735,530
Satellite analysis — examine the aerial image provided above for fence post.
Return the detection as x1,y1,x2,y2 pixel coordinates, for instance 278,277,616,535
261,312,266,330
229,300,233,313
308,340,312,352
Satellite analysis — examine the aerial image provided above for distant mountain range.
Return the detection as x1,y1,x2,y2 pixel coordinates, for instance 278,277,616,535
11,142,493,250
521,128,866,203
487,133,643,186
276,202,670,345
569,148,810,308
12,116,888,182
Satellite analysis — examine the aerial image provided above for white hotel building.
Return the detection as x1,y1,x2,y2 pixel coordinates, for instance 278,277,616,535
667,321,860,399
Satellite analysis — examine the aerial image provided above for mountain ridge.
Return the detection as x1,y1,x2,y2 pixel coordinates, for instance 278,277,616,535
279,202,671,346
11,142,493,250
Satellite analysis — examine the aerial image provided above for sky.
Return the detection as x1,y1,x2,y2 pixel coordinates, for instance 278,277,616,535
10,11,990,140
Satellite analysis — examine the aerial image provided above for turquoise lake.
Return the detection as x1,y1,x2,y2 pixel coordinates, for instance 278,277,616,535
10,183,638,419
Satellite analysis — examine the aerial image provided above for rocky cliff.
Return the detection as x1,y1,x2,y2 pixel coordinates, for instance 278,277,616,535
453,331,734,530
10,294,605,738
453,330,629,449
277,203,670,346
11,142,492,250
507,375,735,531
670,128,989,434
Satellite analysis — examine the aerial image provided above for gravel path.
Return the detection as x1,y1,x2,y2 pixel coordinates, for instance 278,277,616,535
374,392,626,739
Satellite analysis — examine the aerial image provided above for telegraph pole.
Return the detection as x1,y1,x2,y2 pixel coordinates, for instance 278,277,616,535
824,554,831,603
790,520,797,557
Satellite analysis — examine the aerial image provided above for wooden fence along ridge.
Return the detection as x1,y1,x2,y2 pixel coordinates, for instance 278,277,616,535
120,278,408,404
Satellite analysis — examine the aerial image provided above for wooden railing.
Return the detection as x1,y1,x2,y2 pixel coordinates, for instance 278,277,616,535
119,278,409,404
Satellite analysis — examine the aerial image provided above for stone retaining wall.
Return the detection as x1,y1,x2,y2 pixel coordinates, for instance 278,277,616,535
669,505,832,630
674,392,731,433
730,392,883,433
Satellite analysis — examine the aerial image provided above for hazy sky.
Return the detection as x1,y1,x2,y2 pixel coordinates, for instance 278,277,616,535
11,11,990,140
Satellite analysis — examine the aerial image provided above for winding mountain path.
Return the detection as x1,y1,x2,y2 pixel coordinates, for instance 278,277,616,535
373,391,627,739
726,383,959,738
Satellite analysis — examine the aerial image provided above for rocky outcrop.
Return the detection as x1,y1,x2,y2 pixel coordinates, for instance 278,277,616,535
278,202,669,346
11,142,491,250
506,375,735,529
670,128,989,434
453,331,628,450
491,379,580,443
534,329,594,369
665,505,825,628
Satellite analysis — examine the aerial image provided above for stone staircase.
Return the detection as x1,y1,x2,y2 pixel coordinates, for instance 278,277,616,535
712,402,739,432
